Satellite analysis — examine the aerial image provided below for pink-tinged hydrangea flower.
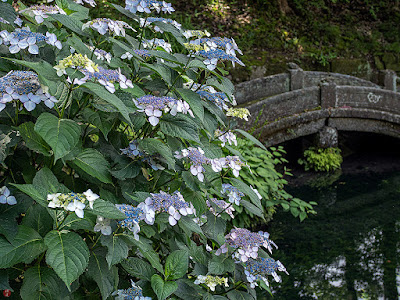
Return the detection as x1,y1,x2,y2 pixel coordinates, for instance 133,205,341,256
0,187,16,205
215,129,237,147
83,18,134,36
175,147,212,182
133,95,193,126
207,198,235,218
216,228,278,262
138,191,194,226
244,257,288,288
94,216,112,235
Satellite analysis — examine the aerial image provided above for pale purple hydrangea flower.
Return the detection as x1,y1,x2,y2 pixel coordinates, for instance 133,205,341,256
20,5,65,24
215,129,237,147
115,204,144,240
0,187,17,205
221,184,244,205
175,147,211,182
94,216,112,235
83,18,134,36
125,0,175,14
207,198,235,218
244,257,288,288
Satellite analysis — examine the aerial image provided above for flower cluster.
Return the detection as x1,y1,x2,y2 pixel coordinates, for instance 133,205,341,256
215,129,237,147
121,140,164,170
190,83,236,110
47,189,99,218
0,16,23,26
216,228,278,262
133,95,193,126
140,17,181,32
221,156,247,177
196,49,245,70
83,18,134,36
174,147,213,182
244,257,288,288
0,28,62,54
221,184,244,205
121,49,152,59
125,0,174,14
194,37,242,56
113,280,152,300
0,187,16,205
226,107,250,121
87,46,112,63
142,38,172,53
0,70,57,111
194,275,229,291
183,30,211,39
20,5,65,24
115,204,145,240
138,191,194,226
207,198,235,218
54,53,99,76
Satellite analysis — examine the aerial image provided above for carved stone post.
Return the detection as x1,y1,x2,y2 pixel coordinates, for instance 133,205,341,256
315,126,338,148
320,81,337,109
381,70,397,91
288,63,304,91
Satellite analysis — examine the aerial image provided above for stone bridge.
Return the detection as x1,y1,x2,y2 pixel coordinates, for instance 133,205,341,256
235,64,400,147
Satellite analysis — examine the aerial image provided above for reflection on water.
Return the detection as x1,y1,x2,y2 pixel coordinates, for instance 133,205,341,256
265,171,400,300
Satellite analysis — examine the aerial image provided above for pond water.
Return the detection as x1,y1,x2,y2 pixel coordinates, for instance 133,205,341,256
265,169,400,300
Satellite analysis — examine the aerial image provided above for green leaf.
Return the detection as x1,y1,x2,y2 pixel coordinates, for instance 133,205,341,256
202,212,226,242
60,213,96,231
227,290,255,300
176,88,204,121
20,266,66,300
22,205,53,237
35,113,81,162
8,59,58,81
0,273,11,291
19,122,51,156
151,274,178,300
87,248,118,300
100,234,129,267
160,114,199,142
50,14,87,36
33,167,69,194
206,77,235,100
0,3,17,23
129,238,164,273
111,158,140,180
89,199,126,219
208,256,235,275
11,184,47,207
81,108,114,140
72,148,112,183
122,257,155,281
165,250,188,280
44,230,89,290
83,82,133,126
234,129,267,150
143,63,173,85
178,216,203,236
241,200,264,218
230,178,262,211
0,226,46,268
138,138,175,169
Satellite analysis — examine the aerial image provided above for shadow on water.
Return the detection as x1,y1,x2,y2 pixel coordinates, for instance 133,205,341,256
264,170,400,300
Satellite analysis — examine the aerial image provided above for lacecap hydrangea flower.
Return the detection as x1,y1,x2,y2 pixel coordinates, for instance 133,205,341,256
244,257,289,288
196,49,245,70
215,129,237,147
142,38,172,53
194,275,229,291
226,107,250,121
140,17,181,32
20,5,65,24
112,280,151,300
83,18,134,36
54,53,99,76
183,29,211,39
125,0,175,14
193,37,243,56
207,197,235,218
215,228,278,262
47,189,99,218
221,184,244,205
115,204,145,240
0,70,58,111
121,49,152,60
138,191,194,226
133,95,194,126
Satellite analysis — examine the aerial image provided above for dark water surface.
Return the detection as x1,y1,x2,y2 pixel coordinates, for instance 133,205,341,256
266,169,400,300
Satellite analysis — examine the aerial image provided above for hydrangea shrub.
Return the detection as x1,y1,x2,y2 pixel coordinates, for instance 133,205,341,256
0,0,289,298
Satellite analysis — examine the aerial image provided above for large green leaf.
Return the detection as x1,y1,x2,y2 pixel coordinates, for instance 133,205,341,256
151,275,178,300
20,266,66,300
234,129,267,150
100,234,129,267
0,3,17,23
19,122,51,156
83,82,133,126
34,113,81,162
89,199,126,219
138,138,175,169
227,291,255,300
87,248,118,300
121,257,155,282
160,114,199,142
129,238,163,273
8,59,58,81
44,230,89,290
0,226,46,268
72,148,112,183
176,88,204,121
230,178,263,211
165,250,189,280
50,14,87,36
81,108,114,140
21,205,53,237
59,213,96,231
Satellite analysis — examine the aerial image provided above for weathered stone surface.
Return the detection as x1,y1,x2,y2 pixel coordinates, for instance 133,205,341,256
316,126,338,148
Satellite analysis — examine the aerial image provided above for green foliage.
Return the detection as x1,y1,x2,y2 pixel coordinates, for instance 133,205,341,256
298,147,343,172
0,0,308,298
233,138,316,226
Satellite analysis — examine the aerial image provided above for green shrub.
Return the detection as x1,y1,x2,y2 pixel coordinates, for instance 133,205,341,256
298,147,343,172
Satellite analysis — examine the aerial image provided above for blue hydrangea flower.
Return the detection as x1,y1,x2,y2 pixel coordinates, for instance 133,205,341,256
244,257,288,288
113,280,151,300
140,17,181,32
196,49,245,70
115,204,144,240
20,4,65,24
125,0,174,14
83,18,134,36
121,140,165,171
175,147,215,182
0,187,16,205
196,37,243,56
221,184,244,205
